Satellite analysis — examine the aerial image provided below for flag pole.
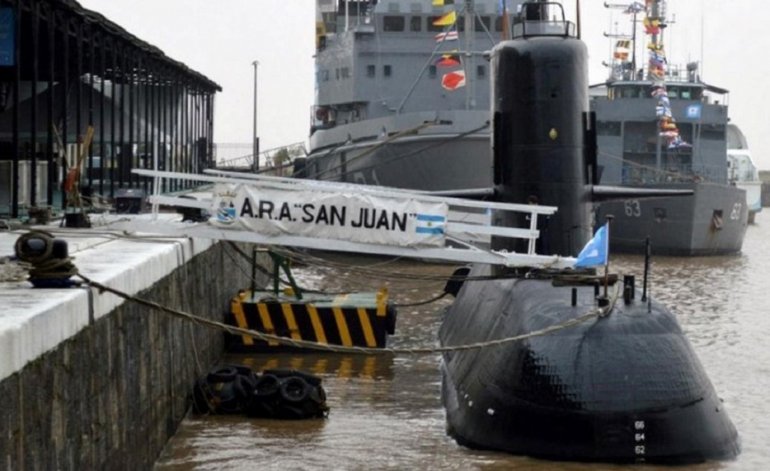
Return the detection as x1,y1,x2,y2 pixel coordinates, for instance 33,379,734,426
603,215,614,298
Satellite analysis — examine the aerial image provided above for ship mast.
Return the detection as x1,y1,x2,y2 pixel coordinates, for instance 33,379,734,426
651,0,663,172
647,0,662,80
464,0,475,110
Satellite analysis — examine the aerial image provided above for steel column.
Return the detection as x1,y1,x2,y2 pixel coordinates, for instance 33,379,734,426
109,40,116,196
30,0,40,207
98,32,106,196
46,6,55,205
75,21,82,178
118,47,126,188
11,0,21,217
87,23,94,188
127,51,135,189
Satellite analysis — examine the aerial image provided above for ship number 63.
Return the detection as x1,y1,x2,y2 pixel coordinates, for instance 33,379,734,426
624,200,641,218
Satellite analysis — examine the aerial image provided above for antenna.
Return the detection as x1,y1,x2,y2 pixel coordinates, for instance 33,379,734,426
576,0,581,39
603,2,645,80
700,0,705,77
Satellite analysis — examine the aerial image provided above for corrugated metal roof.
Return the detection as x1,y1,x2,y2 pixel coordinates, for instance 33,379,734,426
49,0,222,91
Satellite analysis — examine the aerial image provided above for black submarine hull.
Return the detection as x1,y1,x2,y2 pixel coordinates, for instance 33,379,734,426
439,266,740,463
438,6,739,463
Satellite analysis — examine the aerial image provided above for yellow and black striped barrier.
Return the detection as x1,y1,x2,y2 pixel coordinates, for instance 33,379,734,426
225,288,397,352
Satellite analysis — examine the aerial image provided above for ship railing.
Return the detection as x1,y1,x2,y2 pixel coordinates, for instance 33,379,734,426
513,2,576,39
620,161,725,185
215,142,307,174
512,20,576,38
114,168,576,270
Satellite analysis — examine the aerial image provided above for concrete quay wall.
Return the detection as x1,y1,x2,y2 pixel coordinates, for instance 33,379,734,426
0,237,255,470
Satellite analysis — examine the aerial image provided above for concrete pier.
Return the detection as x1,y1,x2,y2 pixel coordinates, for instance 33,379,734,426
0,228,256,469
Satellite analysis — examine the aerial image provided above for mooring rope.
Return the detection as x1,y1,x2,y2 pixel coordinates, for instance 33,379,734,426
75,272,618,356
10,229,617,355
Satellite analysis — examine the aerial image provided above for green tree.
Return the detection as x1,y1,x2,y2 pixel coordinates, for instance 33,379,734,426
273,144,307,167
273,148,291,167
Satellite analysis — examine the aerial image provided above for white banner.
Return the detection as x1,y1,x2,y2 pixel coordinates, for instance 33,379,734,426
210,184,448,247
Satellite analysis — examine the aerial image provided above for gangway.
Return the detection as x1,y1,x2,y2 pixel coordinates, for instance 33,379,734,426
118,169,577,269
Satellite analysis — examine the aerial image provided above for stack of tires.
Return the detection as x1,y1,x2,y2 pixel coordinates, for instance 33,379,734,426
192,365,329,420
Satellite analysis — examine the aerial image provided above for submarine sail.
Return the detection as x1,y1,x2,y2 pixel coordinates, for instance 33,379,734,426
438,1,740,464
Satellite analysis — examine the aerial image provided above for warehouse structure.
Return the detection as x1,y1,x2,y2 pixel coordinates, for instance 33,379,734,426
0,0,221,218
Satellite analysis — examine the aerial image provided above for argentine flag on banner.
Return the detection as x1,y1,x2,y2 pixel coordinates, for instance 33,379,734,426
415,213,446,235
574,223,609,268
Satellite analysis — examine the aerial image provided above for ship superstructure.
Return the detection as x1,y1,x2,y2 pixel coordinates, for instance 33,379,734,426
302,0,522,191
591,0,747,255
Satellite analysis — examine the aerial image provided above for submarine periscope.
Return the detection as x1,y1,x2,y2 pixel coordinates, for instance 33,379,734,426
438,1,740,464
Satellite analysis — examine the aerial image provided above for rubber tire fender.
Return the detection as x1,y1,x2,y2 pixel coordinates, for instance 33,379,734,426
280,376,311,403
207,366,238,383
254,373,281,397
263,368,322,387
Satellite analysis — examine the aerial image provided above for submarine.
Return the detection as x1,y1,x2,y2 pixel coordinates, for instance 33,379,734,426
438,1,740,464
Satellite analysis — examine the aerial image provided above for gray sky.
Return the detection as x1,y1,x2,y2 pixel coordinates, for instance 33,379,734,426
78,0,769,169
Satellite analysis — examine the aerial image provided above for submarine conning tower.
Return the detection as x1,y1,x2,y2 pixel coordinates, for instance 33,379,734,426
490,1,592,257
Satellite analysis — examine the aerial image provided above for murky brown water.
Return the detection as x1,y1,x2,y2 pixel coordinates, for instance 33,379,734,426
155,212,770,470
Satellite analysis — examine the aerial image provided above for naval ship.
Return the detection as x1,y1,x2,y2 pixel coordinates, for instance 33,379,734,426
301,0,518,192
590,0,747,255
727,123,762,224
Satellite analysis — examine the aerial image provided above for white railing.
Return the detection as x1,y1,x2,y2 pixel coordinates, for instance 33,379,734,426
116,168,576,269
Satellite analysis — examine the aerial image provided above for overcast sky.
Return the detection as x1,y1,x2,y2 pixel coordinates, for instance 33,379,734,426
77,0,770,169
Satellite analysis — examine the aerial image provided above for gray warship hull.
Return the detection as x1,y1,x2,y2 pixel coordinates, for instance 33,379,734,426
305,111,492,191
595,182,748,256
307,0,510,192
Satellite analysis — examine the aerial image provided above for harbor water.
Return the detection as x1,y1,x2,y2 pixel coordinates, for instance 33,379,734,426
155,212,770,470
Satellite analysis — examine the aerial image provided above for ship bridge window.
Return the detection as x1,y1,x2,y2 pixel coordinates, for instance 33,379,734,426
598,121,621,136
410,16,423,32
384,65,392,77
366,65,375,77
680,88,692,100
477,65,486,78
618,87,643,98
383,16,405,32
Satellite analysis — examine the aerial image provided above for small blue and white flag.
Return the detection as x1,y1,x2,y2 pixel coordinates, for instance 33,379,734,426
686,104,702,120
415,213,446,235
574,223,609,268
